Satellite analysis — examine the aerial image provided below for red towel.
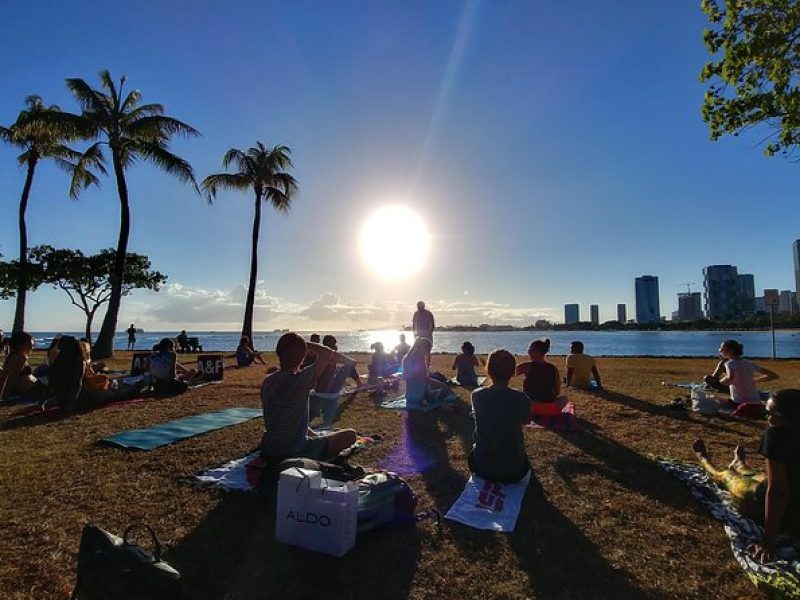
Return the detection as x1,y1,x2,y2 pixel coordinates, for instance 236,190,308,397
527,402,579,431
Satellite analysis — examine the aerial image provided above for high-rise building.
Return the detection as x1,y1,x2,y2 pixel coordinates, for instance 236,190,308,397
703,265,742,320
678,292,703,321
793,240,800,300
564,304,579,325
590,304,599,326
617,303,627,323
779,290,796,314
739,273,756,315
635,276,660,324
755,296,766,313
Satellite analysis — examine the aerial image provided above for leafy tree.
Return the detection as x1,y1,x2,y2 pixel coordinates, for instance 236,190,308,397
65,70,199,358
25,245,166,343
0,96,99,333
700,0,800,157
202,142,297,344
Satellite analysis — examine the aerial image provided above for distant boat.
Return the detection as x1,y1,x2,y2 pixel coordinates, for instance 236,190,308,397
136,328,145,333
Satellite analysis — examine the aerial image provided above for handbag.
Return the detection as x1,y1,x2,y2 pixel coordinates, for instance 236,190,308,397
70,523,182,600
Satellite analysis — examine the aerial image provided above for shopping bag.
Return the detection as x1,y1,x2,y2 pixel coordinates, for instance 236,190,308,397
275,467,359,557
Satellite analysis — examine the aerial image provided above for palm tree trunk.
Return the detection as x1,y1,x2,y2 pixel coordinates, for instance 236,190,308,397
92,150,130,359
241,191,262,345
12,157,37,333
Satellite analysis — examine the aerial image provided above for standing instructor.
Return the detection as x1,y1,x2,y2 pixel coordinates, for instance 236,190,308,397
412,301,435,370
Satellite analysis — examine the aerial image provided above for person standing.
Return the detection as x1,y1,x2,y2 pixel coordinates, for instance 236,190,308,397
412,301,435,369
126,324,137,350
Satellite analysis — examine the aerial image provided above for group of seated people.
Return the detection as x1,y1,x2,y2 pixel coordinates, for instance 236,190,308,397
0,331,143,412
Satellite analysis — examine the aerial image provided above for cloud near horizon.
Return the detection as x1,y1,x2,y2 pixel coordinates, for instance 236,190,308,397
139,283,556,330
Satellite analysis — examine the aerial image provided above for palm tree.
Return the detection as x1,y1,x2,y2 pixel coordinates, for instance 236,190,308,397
202,143,297,343
66,70,200,358
0,96,98,333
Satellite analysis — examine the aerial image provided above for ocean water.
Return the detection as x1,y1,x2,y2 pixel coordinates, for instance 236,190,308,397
28,329,800,358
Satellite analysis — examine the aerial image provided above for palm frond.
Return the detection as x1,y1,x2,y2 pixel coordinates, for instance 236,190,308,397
125,115,200,140
264,187,294,213
222,147,246,170
121,89,143,113
136,140,198,191
69,142,106,198
65,78,111,115
201,173,252,202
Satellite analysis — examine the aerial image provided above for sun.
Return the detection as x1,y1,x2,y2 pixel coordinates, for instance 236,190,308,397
359,205,430,281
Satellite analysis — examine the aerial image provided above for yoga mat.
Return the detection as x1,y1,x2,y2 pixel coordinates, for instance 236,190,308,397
445,471,531,532
102,407,262,450
526,402,579,432
657,458,800,598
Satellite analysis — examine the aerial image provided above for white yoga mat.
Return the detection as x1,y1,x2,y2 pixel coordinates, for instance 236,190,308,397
445,471,530,532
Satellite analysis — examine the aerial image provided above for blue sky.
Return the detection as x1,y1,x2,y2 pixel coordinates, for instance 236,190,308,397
1,1,798,332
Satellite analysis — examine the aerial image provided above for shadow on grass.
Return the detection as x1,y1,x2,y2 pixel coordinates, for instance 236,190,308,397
170,490,424,600
508,473,645,598
556,417,704,513
593,388,758,435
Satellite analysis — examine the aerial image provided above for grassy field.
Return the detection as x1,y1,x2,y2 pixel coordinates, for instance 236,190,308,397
1,351,796,599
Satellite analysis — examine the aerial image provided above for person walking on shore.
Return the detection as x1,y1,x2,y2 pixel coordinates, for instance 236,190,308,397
412,301,435,370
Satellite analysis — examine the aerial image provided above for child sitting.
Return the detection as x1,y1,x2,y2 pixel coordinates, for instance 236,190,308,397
469,349,532,483
451,341,484,387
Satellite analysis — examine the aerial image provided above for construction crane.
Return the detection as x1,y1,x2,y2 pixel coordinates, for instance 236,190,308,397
677,282,696,295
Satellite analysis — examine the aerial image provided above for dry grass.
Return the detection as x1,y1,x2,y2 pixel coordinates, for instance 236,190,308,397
2,351,797,599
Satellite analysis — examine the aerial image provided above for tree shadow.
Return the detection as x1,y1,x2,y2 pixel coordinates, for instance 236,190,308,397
170,488,424,599
593,388,758,435
508,473,648,598
554,417,707,512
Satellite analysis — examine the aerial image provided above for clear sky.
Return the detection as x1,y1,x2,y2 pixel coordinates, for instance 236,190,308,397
1,0,798,332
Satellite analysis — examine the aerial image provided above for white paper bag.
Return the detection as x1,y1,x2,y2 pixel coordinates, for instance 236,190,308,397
275,467,358,557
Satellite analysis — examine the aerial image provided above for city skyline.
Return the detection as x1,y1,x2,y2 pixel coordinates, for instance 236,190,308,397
2,2,800,333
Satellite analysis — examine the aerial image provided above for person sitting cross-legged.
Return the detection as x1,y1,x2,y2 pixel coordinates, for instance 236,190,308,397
149,338,201,394
260,332,356,461
469,349,532,484
236,335,266,367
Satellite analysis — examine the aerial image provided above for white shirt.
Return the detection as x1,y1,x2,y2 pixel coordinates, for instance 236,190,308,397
725,358,761,404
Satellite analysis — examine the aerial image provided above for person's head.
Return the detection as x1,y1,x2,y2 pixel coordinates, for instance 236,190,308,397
276,332,307,371
719,339,744,358
767,389,800,428
322,335,337,350
528,338,551,359
399,333,406,343
240,336,250,346
570,341,584,354
181,330,187,335
130,324,135,328
310,333,321,344
417,301,425,311
54,336,85,365
9,331,33,354
48,336,61,351
371,341,385,354
461,341,475,356
410,337,432,355
487,349,515,384
157,338,175,352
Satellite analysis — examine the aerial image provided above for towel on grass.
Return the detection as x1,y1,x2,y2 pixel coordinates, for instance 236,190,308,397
196,434,381,492
526,402,579,432
672,382,771,400
102,407,262,450
444,471,531,532
657,458,800,599
379,391,458,413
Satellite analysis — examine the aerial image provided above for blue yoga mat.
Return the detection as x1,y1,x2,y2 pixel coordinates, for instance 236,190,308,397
102,407,262,450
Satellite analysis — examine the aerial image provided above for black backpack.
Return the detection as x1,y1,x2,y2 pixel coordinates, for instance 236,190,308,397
71,524,181,600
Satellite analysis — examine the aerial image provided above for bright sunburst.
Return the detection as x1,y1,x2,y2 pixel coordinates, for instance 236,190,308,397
359,205,430,282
